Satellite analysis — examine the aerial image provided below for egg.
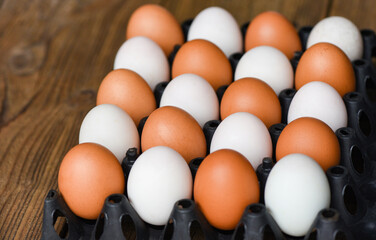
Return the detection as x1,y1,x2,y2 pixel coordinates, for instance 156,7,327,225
210,112,272,169
288,81,347,132
126,4,184,56
234,46,294,95
58,143,125,219
160,73,219,127
194,149,260,230
127,146,192,225
220,77,281,128
97,69,156,126
276,117,340,171
265,153,330,237
187,6,243,57
295,42,356,97
114,36,169,90
172,39,232,91
307,16,363,61
245,11,302,59
141,106,206,163
79,104,140,162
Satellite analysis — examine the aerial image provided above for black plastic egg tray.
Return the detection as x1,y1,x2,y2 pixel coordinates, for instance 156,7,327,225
42,20,376,240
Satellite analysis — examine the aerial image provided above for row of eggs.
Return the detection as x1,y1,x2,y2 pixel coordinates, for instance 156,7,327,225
57,4,365,238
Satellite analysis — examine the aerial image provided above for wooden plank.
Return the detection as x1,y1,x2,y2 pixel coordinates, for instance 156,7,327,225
330,0,376,30
0,1,130,238
157,0,330,29
0,0,373,239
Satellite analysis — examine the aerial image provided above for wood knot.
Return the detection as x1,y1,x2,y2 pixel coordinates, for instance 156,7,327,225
66,89,96,109
8,43,47,76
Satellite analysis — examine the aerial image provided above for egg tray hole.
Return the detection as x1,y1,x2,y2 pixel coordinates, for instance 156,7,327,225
352,59,376,106
365,76,376,103
53,210,69,239
344,92,376,143
335,126,376,209
163,220,208,240
360,29,376,61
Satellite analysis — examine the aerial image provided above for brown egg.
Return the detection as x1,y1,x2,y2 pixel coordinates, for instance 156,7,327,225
276,117,340,171
194,149,260,230
172,39,232,91
96,69,156,126
126,4,184,56
141,106,206,163
58,143,125,219
245,11,302,59
220,77,281,128
295,42,356,97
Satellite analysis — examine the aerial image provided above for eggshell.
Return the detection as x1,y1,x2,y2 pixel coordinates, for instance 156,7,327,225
276,117,340,171
188,6,243,57
210,112,272,169
234,46,294,95
160,73,219,127
97,69,156,126
58,143,125,219
288,81,347,132
126,4,184,56
141,106,206,163
172,39,232,91
245,11,302,59
295,42,356,97
114,36,169,90
307,16,363,61
194,149,260,230
127,146,192,225
265,153,330,236
79,104,140,162
220,77,281,128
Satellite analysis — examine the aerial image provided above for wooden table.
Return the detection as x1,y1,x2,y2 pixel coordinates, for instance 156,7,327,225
1,0,375,239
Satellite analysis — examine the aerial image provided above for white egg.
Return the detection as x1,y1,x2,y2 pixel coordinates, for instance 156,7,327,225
307,16,363,61
160,73,219,127
113,36,170,90
288,81,347,132
187,6,243,57
127,146,192,225
79,104,139,162
210,112,272,169
234,46,294,95
265,153,330,237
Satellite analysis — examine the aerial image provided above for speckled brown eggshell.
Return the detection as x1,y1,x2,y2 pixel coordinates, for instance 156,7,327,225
295,42,356,97
58,143,125,220
276,117,340,171
245,11,302,59
194,149,260,230
141,106,206,163
220,77,281,128
172,39,233,91
96,69,156,126
126,4,184,56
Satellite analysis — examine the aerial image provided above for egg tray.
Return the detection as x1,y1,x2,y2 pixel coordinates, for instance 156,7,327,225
42,21,376,240
42,130,376,240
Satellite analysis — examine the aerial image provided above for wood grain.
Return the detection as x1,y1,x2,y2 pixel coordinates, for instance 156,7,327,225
0,0,375,239
330,0,376,30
